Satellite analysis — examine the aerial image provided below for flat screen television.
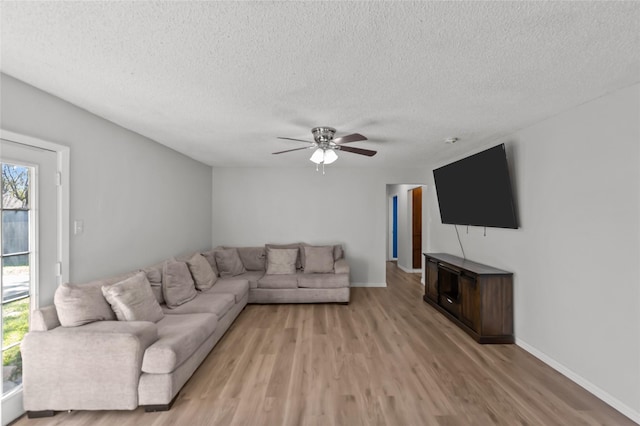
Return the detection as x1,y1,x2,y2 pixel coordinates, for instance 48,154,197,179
433,144,518,229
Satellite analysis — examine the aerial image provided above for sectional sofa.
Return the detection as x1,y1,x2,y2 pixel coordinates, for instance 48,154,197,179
215,244,350,304
20,243,349,417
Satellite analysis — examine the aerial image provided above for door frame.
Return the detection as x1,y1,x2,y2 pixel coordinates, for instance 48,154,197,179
1,129,69,287
0,129,69,425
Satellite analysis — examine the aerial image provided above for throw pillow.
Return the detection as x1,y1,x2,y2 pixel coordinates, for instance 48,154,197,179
143,265,164,304
54,281,116,327
303,246,335,273
201,250,220,277
234,247,266,271
266,248,298,275
214,248,247,277
102,272,164,322
162,259,198,308
266,243,302,269
187,253,217,291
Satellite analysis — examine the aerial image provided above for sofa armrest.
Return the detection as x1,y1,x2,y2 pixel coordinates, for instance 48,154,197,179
21,321,158,411
334,258,350,275
31,305,60,331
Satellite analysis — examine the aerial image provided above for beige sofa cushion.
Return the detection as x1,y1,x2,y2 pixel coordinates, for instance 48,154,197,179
224,271,263,289
161,292,236,319
258,273,299,289
187,253,217,291
203,279,249,303
162,260,197,308
49,319,159,351
303,246,335,273
266,248,298,275
298,273,349,289
102,272,164,322
54,281,116,327
215,248,247,277
142,313,217,374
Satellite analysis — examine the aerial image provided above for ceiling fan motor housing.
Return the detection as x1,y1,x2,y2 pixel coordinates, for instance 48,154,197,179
312,127,336,148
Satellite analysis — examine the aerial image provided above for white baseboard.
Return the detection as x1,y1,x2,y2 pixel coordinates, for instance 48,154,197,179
397,264,422,274
351,282,387,287
516,338,640,424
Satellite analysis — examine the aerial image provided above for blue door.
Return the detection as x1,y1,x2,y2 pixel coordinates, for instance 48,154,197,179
392,196,398,258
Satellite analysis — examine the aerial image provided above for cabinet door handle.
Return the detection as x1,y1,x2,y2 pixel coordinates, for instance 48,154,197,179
446,297,453,304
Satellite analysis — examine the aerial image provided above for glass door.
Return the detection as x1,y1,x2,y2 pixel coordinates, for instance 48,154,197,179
1,162,32,396
1,137,60,425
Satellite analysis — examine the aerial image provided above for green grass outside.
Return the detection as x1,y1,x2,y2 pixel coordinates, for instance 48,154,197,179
2,297,29,382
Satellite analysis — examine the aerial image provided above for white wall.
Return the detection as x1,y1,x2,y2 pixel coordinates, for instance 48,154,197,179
425,84,640,420
212,167,429,286
1,73,213,295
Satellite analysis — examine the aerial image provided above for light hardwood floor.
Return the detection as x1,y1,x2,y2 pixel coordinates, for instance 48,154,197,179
14,262,635,425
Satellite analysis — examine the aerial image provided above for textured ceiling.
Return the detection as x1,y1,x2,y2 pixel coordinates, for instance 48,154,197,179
1,1,639,168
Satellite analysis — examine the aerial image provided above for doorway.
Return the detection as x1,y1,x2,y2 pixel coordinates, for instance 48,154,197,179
386,184,425,274
1,133,69,425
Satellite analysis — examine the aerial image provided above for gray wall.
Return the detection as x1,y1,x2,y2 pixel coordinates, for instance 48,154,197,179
212,167,429,286
425,84,640,419
1,73,213,290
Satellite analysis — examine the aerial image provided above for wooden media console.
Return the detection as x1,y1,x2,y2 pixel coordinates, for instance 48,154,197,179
423,253,514,344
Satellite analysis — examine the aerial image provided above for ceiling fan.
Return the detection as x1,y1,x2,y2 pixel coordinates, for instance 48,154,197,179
273,127,377,173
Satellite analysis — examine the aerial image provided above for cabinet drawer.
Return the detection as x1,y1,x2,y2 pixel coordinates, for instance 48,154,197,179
439,294,460,317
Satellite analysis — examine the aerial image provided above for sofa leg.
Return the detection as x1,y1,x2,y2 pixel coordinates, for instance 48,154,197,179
27,410,55,418
144,404,172,413
144,393,179,412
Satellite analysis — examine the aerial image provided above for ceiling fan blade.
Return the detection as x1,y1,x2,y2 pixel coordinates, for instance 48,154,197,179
333,133,367,144
272,147,311,155
338,145,377,157
277,137,314,144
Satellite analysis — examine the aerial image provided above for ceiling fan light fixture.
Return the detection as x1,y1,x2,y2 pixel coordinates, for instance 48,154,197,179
323,149,338,164
310,148,324,164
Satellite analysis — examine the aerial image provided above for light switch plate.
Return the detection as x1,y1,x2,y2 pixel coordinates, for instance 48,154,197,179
74,220,84,235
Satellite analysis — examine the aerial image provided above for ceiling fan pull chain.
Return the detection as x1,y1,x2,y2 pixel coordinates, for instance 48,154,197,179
322,163,325,175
